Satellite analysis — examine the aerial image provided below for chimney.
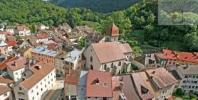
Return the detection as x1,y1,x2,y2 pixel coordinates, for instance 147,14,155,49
12,61,16,66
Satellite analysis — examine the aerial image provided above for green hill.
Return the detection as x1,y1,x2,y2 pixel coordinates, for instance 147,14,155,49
51,0,138,13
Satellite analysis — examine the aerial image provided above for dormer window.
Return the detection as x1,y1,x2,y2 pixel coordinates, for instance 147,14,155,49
141,85,149,94
92,78,100,85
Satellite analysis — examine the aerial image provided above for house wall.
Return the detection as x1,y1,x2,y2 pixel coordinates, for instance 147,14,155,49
5,29,15,35
7,68,25,82
32,52,55,64
110,36,118,42
0,91,11,100
14,69,56,100
18,30,31,36
179,74,198,92
156,85,176,100
0,34,6,41
101,60,125,74
0,47,7,55
84,45,101,70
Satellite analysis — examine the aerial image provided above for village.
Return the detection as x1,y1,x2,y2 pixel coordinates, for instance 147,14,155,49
0,22,197,100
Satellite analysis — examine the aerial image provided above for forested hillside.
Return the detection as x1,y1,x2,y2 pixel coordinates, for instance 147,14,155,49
50,0,138,13
0,0,198,53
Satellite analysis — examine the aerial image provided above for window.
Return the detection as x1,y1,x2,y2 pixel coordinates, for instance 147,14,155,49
118,62,121,66
90,65,93,70
111,63,114,68
19,87,22,90
37,93,39,95
4,93,7,96
90,56,93,62
31,90,33,93
41,88,43,91
104,64,107,70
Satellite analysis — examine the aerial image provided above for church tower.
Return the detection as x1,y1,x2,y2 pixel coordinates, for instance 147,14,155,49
106,23,119,42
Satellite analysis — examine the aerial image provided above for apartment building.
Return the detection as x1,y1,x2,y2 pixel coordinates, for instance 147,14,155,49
176,65,198,92
14,62,56,100
7,57,27,82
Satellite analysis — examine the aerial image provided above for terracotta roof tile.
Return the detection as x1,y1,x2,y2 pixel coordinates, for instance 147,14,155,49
92,42,131,63
0,57,17,70
0,85,11,95
157,49,198,64
7,57,27,71
86,70,112,97
65,70,80,85
36,32,49,39
121,75,140,100
20,62,55,89
132,72,155,100
146,68,177,89
0,76,13,84
106,23,119,37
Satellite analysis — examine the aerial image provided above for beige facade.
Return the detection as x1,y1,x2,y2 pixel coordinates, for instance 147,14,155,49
84,45,126,74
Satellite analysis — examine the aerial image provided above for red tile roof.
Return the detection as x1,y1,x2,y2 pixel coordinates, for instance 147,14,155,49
0,76,13,84
132,72,155,100
6,40,17,46
0,57,17,70
20,62,55,89
92,42,131,63
86,70,112,97
36,32,48,39
7,57,27,71
0,85,11,95
65,70,80,85
6,36,17,46
157,49,198,63
47,43,58,50
146,68,177,89
107,23,119,37
121,75,140,100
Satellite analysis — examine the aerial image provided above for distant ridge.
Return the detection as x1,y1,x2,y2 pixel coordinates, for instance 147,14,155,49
51,0,139,13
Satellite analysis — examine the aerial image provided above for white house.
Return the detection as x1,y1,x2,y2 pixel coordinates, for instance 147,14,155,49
16,25,31,36
7,57,27,82
37,24,49,31
84,42,133,74
176,65,198,92
65,48,84,70
0,32,6,41
14,62,56,100
36,32,49,43
5,26,15,35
